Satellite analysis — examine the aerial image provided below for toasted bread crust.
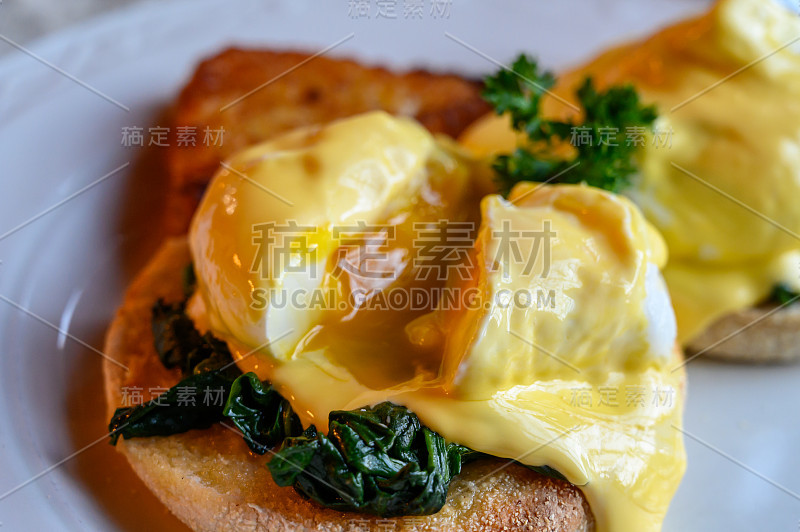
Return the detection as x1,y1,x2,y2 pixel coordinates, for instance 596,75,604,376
103,238,594,532
163,49,490,234
686,303,800,363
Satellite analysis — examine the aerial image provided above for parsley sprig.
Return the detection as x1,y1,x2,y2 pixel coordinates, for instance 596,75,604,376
484,55,657,195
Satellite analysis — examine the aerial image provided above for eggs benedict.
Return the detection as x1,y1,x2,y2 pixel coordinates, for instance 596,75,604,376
106,111,685,532
461,0,800,358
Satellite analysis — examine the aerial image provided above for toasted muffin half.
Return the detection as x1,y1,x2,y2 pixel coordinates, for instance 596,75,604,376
103,237,595,532
686,304,800,363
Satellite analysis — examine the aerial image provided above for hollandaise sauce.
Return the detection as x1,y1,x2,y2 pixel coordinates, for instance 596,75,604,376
188,112,686,531
461,0,800,344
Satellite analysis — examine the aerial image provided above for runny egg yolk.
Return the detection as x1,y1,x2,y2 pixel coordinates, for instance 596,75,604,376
460,0,800,344
189,111,489,383
188,112,685,532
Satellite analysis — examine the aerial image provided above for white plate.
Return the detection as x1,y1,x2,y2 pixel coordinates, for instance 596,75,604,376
2,0,798,530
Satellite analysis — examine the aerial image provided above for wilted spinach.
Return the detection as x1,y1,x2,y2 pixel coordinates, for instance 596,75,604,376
109,371,233,444
109,267,568,517
110,294,242,444
181,263,197,297
151,299,240,378
769,283,800,305
222,372,303,454
268,402,479,517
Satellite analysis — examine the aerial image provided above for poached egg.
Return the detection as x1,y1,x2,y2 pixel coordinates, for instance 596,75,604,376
188,111,685,531
461,0,800,343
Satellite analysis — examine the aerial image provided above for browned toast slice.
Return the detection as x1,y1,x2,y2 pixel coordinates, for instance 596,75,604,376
163,49,490,233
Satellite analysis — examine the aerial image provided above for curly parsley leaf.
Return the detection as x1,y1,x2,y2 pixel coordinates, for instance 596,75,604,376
482,55,557,142
483,54,657,195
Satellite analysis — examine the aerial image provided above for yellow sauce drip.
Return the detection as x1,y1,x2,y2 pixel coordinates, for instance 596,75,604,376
460,0,800,343
189,112,686,532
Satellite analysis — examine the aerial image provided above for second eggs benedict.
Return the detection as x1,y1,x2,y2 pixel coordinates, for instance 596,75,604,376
462,0,800,356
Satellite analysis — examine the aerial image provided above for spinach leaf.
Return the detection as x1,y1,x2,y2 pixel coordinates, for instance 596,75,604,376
109,292,242,444
111,274,571,518
182,263,197,298
151,299,201,371
268,402,478,517
223,372,303,454
151,299,240,379
109,371,233,444
527,464,568,481
769,283,799,305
